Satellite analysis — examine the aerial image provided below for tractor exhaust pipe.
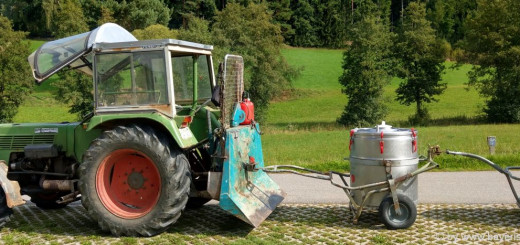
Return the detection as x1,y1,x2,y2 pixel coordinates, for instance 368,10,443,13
40,180,76,191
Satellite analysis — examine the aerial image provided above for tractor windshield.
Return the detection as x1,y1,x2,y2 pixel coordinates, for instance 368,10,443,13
172,55,212,105
28,23,137,83
95,51,168,107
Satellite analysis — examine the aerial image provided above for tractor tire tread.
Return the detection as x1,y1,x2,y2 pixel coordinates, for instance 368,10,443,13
79,124,190,236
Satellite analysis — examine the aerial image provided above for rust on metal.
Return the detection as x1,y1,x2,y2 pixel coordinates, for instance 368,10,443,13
0,161,25,208
207,171,222,200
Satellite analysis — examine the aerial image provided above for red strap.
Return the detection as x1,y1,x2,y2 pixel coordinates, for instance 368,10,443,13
411,128,417,153
349,130,354,151
380,131,384,154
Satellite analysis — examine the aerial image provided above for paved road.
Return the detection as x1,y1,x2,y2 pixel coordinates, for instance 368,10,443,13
270,171,520,204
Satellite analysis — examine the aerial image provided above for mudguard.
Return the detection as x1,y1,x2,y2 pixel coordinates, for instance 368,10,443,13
219,124,286,227
0,161,25,208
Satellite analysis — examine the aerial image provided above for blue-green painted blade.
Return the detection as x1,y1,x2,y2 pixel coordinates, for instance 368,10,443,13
219,124,286,227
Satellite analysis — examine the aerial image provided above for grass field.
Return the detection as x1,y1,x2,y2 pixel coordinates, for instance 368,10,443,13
262,47,520,171
15,41,520,171
14,40,76,123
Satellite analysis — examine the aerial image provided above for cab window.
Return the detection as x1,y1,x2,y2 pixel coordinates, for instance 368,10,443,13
95,51,168,107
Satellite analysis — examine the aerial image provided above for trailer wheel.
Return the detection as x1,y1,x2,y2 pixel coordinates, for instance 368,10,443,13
79,125,191,236
378,194,416,229
30,192,69,209
0,191,12,227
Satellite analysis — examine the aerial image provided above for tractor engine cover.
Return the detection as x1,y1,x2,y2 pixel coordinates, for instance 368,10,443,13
24,144,59,159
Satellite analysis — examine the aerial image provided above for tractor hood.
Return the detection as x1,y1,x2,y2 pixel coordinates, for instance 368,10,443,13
28,23,137,83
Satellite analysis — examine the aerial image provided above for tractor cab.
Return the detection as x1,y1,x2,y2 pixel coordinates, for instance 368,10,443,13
29,23,215,119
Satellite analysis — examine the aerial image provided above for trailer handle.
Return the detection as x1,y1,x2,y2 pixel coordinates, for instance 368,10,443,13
446,150,506,174
446,150,520,207
262,165,331,180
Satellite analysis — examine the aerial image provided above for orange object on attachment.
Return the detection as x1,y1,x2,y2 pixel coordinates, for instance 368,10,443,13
240,98,254,125
181,116,192,128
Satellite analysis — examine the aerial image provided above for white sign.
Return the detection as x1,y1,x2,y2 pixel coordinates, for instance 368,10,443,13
35,128,58,134
179,127,193,140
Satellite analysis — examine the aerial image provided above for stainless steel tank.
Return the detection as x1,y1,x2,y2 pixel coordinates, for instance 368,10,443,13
349,121,418,208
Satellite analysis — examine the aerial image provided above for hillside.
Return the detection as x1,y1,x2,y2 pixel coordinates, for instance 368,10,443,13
15,42,520,171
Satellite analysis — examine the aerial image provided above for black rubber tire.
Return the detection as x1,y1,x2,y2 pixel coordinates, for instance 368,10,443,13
0,191,13,227
185,197,211,209
79,125,191,236
30,192,69,209
378,194,417,230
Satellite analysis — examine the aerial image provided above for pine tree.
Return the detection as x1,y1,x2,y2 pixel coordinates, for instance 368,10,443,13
394,2,446,125
338,0,395,127
464,0,520,122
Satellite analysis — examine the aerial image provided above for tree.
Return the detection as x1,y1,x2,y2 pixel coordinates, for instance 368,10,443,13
53,71,93,119
289,0,318,47
169,0,217,29
267,0,294,43
48,0,89,118
97,5,116,26
0,16,33,122
132,24,178,40
425,0,477,46
52,0,89,37
394,2,446,124
315,0,348,48
211,3,297,120
116,0,171,31
177,15,212,45
337,0,395,127
464,0,520,122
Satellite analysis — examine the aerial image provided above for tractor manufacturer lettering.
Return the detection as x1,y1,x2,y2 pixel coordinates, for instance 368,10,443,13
34,128,58,134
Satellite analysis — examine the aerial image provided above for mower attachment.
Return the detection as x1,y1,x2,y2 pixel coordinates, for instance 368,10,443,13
219,124,286,227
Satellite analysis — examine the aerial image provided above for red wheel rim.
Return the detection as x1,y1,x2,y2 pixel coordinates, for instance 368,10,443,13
96,149,161,219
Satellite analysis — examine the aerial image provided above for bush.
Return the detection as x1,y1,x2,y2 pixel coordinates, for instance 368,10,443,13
0,16,32,122
132,24,178,40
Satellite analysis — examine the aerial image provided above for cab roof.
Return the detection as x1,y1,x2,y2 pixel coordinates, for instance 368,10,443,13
93,39,213,52
28,23,213,83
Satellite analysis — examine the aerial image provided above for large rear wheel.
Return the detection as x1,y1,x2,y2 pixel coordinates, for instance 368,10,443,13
79,125,191,236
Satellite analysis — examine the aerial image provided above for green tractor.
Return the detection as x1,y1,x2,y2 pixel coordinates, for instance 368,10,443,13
0,23,285,236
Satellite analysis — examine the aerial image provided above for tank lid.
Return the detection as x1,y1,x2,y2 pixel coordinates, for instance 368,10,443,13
353,121,415,136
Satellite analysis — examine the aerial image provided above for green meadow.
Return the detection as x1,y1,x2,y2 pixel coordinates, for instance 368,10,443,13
262,47,520,172
16,42,520,171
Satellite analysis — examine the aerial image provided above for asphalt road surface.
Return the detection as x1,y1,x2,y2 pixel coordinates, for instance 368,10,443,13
270,171,520,204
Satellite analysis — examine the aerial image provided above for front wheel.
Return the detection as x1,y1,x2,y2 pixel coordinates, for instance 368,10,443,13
378,194,417,230
79,125,191,236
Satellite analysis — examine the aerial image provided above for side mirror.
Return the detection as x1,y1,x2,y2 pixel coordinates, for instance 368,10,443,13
212,63,225,107
211,85,221,107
